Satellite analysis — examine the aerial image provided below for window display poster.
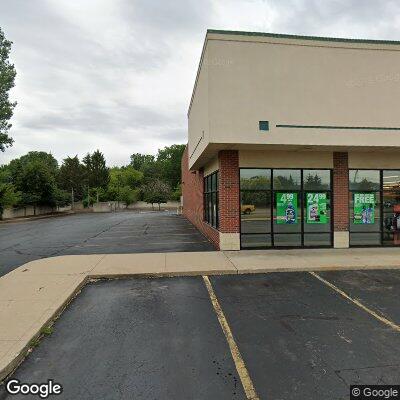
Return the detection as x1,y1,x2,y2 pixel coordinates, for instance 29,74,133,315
276,192,298,224
354,193,375,224
306,193,328,224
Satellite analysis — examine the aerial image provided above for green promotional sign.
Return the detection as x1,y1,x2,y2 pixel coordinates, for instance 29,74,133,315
276,192,298,224
354,193,375,224
306,193,328,224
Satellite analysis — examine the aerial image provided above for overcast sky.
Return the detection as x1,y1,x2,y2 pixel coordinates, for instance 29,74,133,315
1,0,400,166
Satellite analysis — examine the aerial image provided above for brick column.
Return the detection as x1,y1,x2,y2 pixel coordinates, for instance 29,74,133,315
333,152,349,248
218,150,240,250
181,146,220,249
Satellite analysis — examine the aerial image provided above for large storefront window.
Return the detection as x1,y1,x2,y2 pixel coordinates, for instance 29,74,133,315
240,169,332,249
349,170,400,246
204,171,218,228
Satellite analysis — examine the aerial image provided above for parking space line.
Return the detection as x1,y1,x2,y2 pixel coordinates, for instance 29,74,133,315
73,241,209,248
94,233,199,239
310,272,400,333
202,276,259,400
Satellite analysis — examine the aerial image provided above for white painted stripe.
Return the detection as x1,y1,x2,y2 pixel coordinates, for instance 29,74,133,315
310,271,400,332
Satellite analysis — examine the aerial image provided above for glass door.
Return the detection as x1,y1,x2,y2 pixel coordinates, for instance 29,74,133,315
272,169,302,247
303,169,332,247
273,190,302,246
382,171,400,246
303,191,332,246
349,170,381,246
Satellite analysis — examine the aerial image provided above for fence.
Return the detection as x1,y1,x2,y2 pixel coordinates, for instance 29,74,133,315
1,205,72,220
92,201,181,213
2,200,181,219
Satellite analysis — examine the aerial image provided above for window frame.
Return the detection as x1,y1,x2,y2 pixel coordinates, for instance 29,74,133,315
239,168,333,249
349,169,400,247
204,171,219,229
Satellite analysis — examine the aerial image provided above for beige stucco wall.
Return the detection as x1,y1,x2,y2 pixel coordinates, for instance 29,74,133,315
349,151,400,169
188,43,210,167
207,36,400,146
239,150,333,168
188,31,400,169
203,156,219,176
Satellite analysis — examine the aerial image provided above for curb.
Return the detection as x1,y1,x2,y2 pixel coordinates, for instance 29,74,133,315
0,269,236,382
0,276,89,381
1,254,400,382
0,211,75,224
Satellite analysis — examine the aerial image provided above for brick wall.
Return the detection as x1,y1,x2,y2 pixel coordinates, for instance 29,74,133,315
218,150,240,233
333,152,349,231
181,146,219,248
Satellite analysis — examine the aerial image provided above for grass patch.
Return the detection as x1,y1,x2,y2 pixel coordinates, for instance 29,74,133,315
40,326,54,336
29,338,40,348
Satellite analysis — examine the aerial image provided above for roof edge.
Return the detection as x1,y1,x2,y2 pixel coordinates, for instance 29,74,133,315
207,29,400,46
188,28,400,116
187,32,209,117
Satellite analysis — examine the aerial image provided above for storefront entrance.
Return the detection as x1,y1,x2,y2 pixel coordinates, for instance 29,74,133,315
240,168,332,249
349,170,400,246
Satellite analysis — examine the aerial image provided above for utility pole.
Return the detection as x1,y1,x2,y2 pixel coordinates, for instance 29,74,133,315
71,187,74,210
87,186,90,208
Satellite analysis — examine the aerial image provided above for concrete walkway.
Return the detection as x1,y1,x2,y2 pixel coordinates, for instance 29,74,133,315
1,247,400,381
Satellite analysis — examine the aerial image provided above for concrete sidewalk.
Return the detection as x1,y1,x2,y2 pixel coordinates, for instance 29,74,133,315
1,247,400,381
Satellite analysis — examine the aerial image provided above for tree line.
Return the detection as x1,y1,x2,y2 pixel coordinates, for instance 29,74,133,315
0,144,185,215
0,27,186,215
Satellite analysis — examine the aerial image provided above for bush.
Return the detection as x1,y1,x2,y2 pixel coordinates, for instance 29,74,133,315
170,184,182,202
119,186,139,206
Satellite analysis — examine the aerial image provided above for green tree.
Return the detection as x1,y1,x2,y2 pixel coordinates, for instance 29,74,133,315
119,186,139,206
171,184,182,202
0,27,17,152
142,179,171,210
156,144,186,190
273,175,296,190
18,160,56,207
107,166,143,202
0,183,21,217
83,150,110,189
304,173,328,190
112,166,143,188
8,151,58,181
0,163,11,183
7,152,59,207
353,178,377,191
130,153,155,171
240,175,270,190
58,156,86,200
53,188,71,207
139,160,162,185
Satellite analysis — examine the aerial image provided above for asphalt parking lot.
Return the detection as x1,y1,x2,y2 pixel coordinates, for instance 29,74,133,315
0,211,214,276
1,270,400,400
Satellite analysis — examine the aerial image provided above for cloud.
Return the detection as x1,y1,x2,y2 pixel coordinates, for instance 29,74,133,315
1,0,400,166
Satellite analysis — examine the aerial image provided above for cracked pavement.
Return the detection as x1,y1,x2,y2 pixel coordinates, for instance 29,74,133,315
2,272,400,399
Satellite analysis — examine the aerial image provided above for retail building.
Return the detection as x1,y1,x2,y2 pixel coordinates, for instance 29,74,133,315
181,29,400,250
